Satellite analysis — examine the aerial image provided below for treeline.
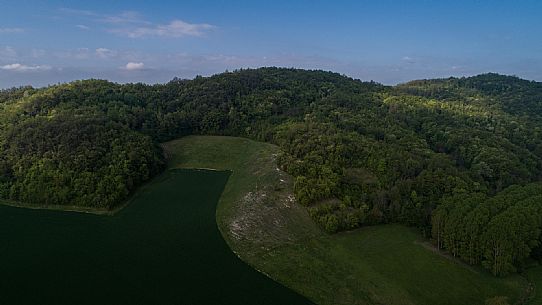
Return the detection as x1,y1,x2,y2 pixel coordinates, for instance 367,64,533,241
432,183,542,276
0,85,35,104
397,73,542,119
0,69,541,239
0,114,164,208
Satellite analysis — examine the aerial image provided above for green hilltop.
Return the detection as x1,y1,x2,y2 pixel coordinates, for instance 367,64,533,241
1,68,541,278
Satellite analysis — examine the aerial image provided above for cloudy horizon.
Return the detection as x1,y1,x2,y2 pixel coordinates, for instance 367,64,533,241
1,1,541,88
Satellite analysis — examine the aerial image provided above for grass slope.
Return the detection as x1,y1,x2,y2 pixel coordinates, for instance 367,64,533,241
162,135,528,305
527,266,542,304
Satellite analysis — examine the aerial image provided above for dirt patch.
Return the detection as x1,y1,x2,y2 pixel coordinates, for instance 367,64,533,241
227,158,318,258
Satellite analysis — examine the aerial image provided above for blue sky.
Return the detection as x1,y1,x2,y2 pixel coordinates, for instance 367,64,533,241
1,0,541,88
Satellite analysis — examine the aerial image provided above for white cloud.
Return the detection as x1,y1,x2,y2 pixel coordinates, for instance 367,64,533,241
59,8,215,39
0,28,24,33
1,63,52,72
76,24,90,30
31,49,46,58
101,11,148,24
73,48,90,59
124,62,144,70
0,46,17,59
112,20,214,38
402,56,416,64
95,48,116,59
58,8,96,17
60,8,148,25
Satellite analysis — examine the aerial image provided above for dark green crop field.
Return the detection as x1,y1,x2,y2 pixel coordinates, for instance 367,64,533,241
0,169,313,305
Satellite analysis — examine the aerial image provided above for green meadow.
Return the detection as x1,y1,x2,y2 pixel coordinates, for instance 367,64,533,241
166,136,532,305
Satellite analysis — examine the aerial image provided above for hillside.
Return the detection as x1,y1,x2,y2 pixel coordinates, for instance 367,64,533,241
162,136,528,305
1,68,541,276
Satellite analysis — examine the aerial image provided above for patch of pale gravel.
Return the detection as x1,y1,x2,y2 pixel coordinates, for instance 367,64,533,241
285,194,295,208
227,151,318,260
229,190,285,243
228,178,301,251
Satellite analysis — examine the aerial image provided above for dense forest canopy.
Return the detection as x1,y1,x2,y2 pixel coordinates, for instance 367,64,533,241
0,68,541,275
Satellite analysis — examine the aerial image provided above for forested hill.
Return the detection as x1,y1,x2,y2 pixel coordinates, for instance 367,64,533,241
398,73,542,119
1,68,541,275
